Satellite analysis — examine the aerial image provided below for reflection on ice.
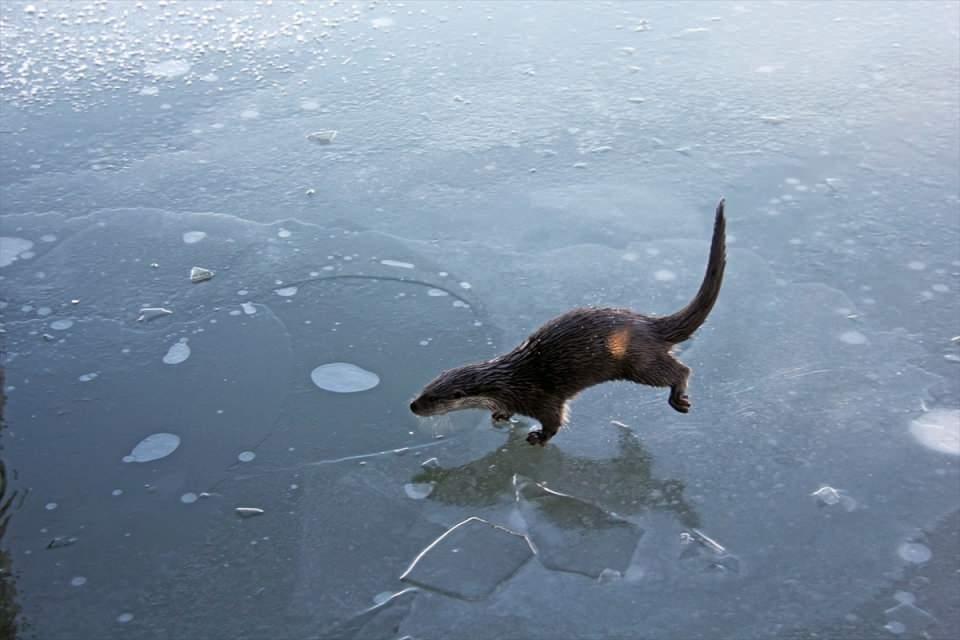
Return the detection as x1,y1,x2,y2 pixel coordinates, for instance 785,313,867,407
513,475,644,578
400,517,533,600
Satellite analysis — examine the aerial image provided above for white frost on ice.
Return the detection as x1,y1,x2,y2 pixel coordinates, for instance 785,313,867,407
0,237,35,267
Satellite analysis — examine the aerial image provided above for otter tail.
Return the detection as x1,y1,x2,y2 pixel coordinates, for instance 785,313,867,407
652,199,726,344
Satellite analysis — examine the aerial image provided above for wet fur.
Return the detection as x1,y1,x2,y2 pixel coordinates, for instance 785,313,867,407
411,199,726,445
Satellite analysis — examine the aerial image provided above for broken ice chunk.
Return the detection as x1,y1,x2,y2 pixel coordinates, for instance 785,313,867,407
400,517,533,600
810,485,857,511
190,266,215,283
679,528,741,575
306,130,337,145
235,507,265,518
513,475,643,578
137,307,173,322
316,588,418,640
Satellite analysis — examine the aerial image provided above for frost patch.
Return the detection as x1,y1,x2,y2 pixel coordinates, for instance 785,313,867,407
0,237,35,267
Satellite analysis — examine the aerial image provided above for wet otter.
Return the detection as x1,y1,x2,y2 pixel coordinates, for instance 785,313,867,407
410,199,726,446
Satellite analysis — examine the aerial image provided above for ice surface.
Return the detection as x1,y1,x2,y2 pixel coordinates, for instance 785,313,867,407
514,475,644,578
400,517,534,600
1,2,958,639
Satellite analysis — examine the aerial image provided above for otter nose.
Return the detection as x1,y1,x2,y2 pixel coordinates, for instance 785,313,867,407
409,400,419,413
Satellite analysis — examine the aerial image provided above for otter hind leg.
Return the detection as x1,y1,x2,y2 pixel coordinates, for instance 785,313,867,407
627,354,692,414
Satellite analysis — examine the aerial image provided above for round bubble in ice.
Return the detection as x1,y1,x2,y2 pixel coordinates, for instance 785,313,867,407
144,59,191,78
123,433,181,463
897,542,932,564
310,363,381,393
162,339,191,365
404,482,434,500
274,286,298,297
654,269,677,282
182,231,207,244
909,409,960,455
839,330,867,345
116,613,134,624
237,451,256,463
50,319,74,331
180,493,198,504
70,576,87,587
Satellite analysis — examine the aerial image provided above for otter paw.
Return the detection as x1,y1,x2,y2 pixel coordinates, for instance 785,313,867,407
669,393,691,413
526,431,548,446
492,412,512,423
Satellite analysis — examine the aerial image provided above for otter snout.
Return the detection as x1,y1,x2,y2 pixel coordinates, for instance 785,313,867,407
409,397,428,416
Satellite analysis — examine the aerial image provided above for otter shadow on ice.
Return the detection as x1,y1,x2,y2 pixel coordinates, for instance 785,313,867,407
404,423,725,585
412,423,701,528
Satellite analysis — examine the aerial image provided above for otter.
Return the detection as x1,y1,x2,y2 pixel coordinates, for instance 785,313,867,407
410,199,726,446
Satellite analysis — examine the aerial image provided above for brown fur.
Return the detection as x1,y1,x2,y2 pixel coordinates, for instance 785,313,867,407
410,199,727,445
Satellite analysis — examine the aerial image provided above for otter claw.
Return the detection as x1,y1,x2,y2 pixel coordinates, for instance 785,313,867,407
669,393,691,413
526,431,548,446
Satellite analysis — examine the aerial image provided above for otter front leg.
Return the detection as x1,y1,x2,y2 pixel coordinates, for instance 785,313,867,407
526,400,566,446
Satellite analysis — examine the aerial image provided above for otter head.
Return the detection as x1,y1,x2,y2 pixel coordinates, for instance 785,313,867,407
409,363,504,417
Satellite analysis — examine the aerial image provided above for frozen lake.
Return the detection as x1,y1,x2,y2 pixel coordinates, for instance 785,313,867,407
1,1,958,639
